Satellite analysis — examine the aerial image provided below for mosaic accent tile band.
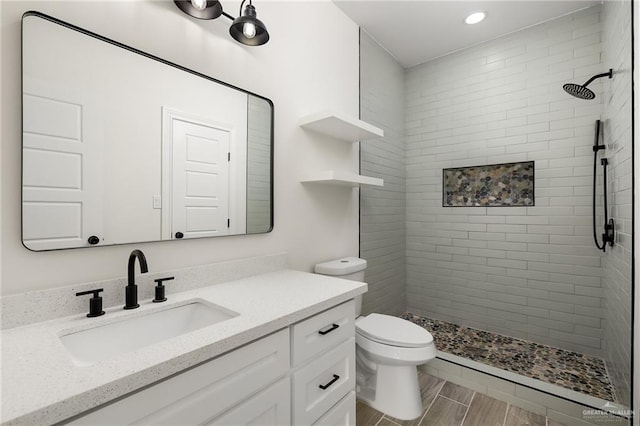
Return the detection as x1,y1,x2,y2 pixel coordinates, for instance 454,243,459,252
400,313,616,402
443,161,534,207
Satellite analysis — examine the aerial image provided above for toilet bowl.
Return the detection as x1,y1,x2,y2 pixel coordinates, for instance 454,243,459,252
315,258,436,421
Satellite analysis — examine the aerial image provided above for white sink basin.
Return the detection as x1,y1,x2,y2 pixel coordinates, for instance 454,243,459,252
59,300,238,366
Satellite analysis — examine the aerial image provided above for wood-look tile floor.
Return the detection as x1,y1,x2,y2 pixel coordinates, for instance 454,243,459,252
356,371,563,426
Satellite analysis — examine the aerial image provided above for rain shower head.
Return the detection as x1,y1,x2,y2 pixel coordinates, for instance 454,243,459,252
563,83,596,100
563,69,613,100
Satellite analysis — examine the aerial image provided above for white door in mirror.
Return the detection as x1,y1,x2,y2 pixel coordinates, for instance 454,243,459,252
22,86,103,250
171,119,231,239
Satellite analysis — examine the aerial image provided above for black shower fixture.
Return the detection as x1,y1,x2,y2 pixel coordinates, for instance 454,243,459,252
174,0,269,46
563,69,612,100
591,120,614,252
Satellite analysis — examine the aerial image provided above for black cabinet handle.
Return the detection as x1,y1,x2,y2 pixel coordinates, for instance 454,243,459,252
175,232,184,239
319,374,340,390
318,323,339,335
87,235,100,245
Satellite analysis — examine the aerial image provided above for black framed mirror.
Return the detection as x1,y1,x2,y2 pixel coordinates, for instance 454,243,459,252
21,11,273,251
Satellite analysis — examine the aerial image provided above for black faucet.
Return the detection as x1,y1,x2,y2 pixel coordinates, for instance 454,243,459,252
124,249,148,309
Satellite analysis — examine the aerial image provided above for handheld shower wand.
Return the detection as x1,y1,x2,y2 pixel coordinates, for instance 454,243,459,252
592,120,615,252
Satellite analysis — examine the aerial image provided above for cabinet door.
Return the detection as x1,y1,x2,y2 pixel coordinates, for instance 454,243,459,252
313,392,356,426
67,329,289,425
292,337,355,425
208,377,290,425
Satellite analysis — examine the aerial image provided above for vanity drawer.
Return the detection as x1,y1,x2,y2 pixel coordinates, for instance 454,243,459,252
68,329,289,425
292,337,355,425
312,391,356,426
292,300,355,367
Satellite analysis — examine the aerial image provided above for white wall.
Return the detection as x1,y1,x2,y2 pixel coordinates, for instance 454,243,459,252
0,0,360,295
404,6,608,356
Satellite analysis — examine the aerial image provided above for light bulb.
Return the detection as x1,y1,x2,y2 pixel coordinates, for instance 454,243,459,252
243,22,257,39
465,12,485,25
191,0,207,11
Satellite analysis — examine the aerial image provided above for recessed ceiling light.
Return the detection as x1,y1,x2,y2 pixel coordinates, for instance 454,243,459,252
465,12,486,25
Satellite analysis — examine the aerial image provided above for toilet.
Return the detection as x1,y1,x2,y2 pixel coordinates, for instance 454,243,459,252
315,257,436,421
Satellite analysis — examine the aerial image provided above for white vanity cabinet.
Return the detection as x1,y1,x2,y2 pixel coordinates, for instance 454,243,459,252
67,329,291,425
66,300,357,426
291,300,356,425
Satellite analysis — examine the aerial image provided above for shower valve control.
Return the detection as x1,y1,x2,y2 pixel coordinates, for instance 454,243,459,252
603,219,615,247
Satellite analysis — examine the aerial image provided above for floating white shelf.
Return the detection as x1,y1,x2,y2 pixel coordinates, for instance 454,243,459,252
301,171,384,187
299,111,384,142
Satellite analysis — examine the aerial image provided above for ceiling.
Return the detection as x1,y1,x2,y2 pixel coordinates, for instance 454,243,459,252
333,0,601,68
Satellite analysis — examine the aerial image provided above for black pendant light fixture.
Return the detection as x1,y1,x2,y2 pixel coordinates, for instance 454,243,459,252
174,0,269,46
229,0,269,46
174,0,223,20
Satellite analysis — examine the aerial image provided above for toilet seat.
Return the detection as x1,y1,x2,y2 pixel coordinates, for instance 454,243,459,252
356,314,433,348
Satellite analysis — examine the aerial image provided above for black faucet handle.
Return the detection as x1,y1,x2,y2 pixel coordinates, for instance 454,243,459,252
76,288,105,318
153,277,174,303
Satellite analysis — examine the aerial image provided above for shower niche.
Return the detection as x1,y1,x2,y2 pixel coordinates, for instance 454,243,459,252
443,161,535,207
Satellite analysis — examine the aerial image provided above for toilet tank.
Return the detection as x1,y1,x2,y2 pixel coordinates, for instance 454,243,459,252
314,257,367,316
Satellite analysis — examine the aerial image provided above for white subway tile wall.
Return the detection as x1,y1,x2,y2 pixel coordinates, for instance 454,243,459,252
360,3,633,406
601,0,633,407
360,30,407,316
403,6,608,357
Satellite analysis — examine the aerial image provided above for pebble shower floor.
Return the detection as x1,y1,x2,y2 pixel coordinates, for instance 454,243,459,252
400,313,616,402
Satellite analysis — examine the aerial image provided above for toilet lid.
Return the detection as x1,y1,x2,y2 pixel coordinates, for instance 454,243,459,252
356,314,433,348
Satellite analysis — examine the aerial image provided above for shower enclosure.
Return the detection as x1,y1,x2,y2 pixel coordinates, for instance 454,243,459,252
359,1,633,423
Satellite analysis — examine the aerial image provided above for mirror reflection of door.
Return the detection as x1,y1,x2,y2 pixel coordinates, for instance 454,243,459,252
170,119,231,239
22,81,104,250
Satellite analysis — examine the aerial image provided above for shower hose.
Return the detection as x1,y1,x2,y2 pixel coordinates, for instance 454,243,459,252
592,119,613,252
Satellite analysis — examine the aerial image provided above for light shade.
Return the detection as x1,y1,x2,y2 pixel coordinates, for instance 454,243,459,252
229,3,269,46
174,0,223,20
465,12,486,25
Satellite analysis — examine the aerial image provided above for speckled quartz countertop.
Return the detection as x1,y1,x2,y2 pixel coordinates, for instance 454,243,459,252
1,269,367,425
